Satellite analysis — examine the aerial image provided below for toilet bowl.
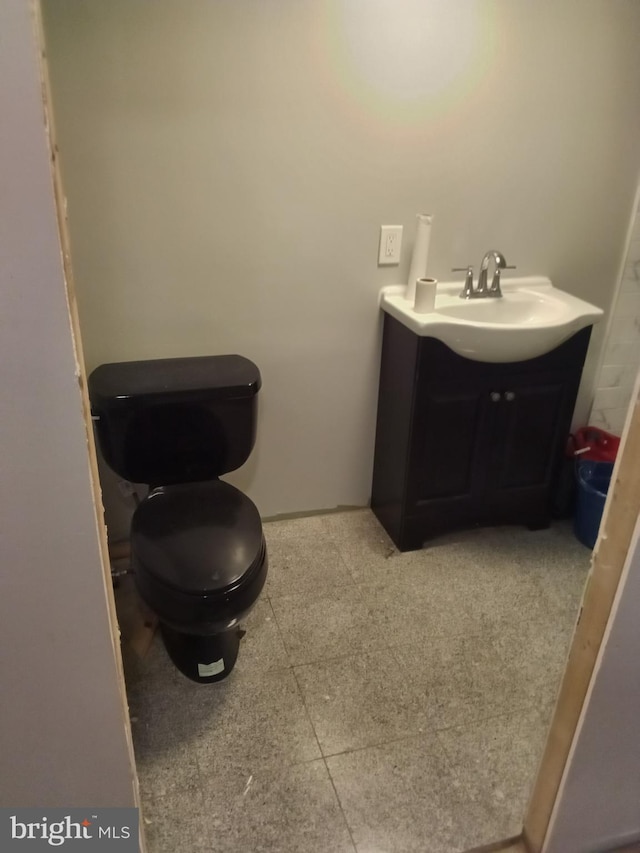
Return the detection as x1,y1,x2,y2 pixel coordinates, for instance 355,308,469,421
88,354,267,683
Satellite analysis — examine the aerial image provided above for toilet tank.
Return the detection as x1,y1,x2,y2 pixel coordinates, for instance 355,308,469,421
88,355,261,486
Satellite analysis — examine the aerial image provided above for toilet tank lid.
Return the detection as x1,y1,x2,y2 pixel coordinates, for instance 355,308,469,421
89,354,261,407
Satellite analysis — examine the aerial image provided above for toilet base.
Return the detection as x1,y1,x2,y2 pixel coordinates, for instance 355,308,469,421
160,623,241,683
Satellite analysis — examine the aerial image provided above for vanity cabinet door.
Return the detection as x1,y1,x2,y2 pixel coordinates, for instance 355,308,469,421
488,374,573,494
407,383,494,506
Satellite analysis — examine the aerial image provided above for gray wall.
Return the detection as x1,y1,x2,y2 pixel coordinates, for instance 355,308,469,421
0,0,136,807
42,1,640,535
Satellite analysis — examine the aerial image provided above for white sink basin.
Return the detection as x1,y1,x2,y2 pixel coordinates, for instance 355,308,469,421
380,276,603,363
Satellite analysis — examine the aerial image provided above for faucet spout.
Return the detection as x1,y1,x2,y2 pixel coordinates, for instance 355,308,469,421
477,250,508,297
452,251,514,299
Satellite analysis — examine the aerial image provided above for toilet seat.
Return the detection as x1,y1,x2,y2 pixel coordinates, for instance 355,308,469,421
131,480,267,633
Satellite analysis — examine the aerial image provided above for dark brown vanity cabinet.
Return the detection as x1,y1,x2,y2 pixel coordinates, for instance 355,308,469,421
371,314,592,551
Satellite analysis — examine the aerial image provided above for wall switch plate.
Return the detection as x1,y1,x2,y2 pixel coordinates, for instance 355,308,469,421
378,225,403,265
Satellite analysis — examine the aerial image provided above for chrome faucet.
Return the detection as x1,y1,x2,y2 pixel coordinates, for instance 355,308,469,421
477,250,509,297
452,250,515,299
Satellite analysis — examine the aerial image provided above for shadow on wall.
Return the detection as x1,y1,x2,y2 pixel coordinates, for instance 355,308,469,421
591,198,640,435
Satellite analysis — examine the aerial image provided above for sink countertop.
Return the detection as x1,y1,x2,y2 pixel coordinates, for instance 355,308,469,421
379,276,604,363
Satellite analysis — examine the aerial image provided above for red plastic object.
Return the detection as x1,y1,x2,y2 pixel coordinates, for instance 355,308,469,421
569,426,620,463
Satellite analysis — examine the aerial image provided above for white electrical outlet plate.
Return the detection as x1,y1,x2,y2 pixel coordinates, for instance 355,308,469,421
378,225,403,265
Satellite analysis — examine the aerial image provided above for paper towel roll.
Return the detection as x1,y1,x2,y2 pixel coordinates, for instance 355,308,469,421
414,277,437,314
406,214,433,303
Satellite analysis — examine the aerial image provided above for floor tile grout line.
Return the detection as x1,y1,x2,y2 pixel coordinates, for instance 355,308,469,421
312,699,541,762
267,581,373,612
261,597,349,775
286,635,391,849
389,646,450,730
289,644,403,672
289,662,325,760
328,534,376,587
433,707,546,781
359,642,546,743
322,755,360,853
280,621,396,667
330,536,364,588
320,727,443,762
319,720,527,846
266,594,300,672
430,700,546,736
279,519,369,853
385,640,453,731
278,641,390,670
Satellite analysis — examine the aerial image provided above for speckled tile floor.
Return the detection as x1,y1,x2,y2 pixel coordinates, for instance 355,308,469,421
119,510,590,853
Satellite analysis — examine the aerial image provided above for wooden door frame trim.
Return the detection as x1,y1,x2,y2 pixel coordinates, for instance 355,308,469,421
522,381,640,850
32,2,145,849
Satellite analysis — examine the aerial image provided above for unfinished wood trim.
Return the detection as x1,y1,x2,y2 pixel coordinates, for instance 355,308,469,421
33,0,117,668
31,1,144,843
523,386,640,851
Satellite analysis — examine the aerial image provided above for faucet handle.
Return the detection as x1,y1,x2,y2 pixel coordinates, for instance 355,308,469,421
452,266,475,299
489,264,517,297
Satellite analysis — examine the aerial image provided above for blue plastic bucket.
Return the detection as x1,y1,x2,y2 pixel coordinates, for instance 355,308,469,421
574,461,614,549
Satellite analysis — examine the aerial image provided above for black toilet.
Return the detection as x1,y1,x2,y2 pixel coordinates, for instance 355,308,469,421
88,354,267,683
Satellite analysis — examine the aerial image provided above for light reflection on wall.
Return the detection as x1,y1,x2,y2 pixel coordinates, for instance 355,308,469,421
320,0,498,127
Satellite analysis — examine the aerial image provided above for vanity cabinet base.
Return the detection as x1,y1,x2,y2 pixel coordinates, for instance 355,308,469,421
371,315,591,551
